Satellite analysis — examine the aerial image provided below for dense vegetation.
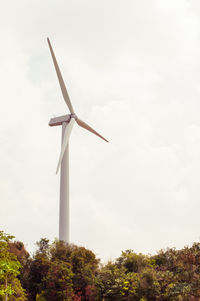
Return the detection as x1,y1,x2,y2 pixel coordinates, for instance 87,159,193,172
1,231,200,300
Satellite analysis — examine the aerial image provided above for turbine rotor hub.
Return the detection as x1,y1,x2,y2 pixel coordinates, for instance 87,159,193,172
70,113,78,120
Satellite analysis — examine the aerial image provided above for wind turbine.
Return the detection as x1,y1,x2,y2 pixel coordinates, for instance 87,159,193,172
47,38,109,243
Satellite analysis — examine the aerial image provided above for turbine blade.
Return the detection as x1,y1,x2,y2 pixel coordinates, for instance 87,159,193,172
56,118,75,174
76,118,109,143
47,38,75,114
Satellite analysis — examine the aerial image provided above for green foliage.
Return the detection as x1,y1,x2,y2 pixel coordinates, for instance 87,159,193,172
49,240,99,298
3,230,200,300
95,244,200,300
0,231,27,300
97,262,142,300
42,259,74,300
8,278,27,301
116,249,156,273
25,246,50,300
21,238,100,300
96,262,129,300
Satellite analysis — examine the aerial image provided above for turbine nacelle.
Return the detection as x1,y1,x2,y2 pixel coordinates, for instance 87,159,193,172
49,114,77,127
49,114,71,127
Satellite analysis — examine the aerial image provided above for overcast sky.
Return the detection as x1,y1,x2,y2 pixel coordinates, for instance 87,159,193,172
1,0,200,262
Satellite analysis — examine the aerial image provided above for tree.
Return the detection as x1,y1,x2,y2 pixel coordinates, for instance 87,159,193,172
41,259,74,301
8,241,29,267
25,239,50,301
0,231,27,301
95,261,132,301
50,240,100,298
116,250,155,273
25,239,100,300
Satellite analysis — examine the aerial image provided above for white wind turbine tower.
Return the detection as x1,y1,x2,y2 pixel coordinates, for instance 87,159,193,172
47,38,109,243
